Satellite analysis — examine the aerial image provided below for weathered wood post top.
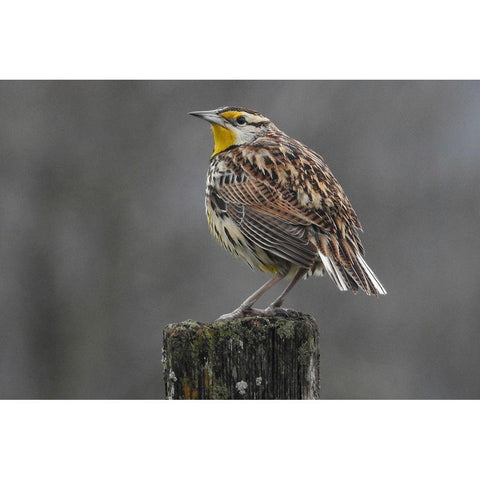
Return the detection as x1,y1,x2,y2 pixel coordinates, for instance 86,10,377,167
162,312,320,400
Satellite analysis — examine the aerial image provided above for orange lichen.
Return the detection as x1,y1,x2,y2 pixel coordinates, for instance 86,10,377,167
183,383,198,399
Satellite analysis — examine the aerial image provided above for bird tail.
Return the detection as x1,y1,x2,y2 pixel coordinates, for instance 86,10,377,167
317,236,387,296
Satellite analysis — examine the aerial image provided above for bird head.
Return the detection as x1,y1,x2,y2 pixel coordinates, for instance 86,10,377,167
189,106,273,157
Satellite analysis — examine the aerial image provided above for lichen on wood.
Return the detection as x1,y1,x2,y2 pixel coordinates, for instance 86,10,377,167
162,312,320,400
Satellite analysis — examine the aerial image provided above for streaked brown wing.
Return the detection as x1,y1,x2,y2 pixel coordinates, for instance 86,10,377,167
220,175,314,226
218,142,363,244
218,176,319,268
226,202,317,268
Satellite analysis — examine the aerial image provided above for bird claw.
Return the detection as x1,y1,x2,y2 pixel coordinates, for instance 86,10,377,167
216,304,299,321
215,307,264,322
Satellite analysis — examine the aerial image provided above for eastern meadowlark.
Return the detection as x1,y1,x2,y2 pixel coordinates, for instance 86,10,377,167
190,106,386,320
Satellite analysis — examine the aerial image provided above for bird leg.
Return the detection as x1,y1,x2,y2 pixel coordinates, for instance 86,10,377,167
264,268,306,315
216,274,285,321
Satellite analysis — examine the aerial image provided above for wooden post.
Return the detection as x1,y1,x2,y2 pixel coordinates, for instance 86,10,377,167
162,313,320,399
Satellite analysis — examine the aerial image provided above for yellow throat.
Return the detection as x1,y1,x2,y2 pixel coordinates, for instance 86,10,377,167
211,124,236,157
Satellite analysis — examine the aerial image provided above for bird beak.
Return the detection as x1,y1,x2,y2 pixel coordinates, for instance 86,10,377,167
189,109,227,127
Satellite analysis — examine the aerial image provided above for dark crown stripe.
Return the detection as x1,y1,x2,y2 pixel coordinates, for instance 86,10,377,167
218,106,261,115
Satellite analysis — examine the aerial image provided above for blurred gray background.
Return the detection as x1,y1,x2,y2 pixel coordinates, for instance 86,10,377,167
1,81,479,399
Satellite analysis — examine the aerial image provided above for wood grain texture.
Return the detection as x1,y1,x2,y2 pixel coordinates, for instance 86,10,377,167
162,313,320,400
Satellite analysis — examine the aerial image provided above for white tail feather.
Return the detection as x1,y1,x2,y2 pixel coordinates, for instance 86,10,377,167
318,249,387,295
357,254,387,295
318,251,348,291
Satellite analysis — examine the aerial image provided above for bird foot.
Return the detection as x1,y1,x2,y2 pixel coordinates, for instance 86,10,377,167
215,307,265,322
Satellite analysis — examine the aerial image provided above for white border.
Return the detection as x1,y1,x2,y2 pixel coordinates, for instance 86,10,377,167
0,0,479,78
0,401,478,479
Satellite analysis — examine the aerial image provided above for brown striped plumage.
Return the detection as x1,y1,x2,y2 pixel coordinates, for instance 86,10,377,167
190,106,386,320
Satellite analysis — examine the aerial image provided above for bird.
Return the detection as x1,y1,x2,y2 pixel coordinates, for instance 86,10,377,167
190,106,386,320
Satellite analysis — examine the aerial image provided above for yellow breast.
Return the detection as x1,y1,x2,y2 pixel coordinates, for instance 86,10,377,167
211,124,236,157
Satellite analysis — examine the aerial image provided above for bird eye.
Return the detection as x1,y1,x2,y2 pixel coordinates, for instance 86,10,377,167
236,116,246,126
